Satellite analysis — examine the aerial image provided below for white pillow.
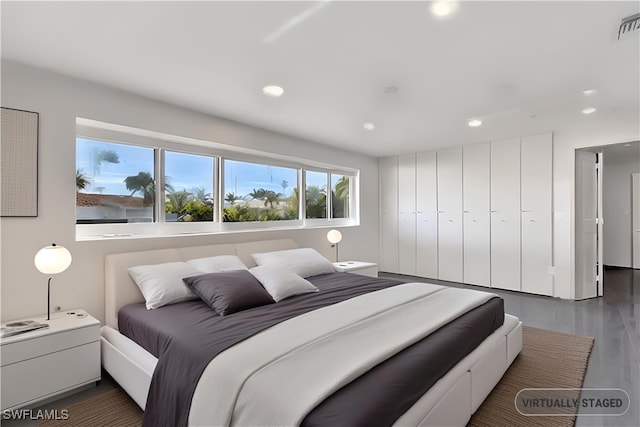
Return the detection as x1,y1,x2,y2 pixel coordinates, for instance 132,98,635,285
186,255,247,273
251,248,336,278
128,262,201,310
250,265,318,302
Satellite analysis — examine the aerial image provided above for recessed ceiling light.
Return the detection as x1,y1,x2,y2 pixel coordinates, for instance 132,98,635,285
583,89,597,96
262,85,284,97
430,1,459,17
581,107,597,115
468,119,483,127
363,122,375,131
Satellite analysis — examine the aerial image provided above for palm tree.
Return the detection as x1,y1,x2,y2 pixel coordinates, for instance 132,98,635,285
124,172,155,206
76,170,90,191
93,149,119,176
192,186,212,204
281,179,289,195
305,185,327,218
306,185,325,204
123,172,175,207
332,176,350,217
166,189,192,213
264,191,282,208
225,192,242,205
248,188,267,201
334,176,350,200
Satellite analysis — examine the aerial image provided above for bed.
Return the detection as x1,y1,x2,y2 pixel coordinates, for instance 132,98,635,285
101,238,523,426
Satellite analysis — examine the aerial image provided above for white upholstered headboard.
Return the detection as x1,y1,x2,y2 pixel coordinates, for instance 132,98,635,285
104,238,299,329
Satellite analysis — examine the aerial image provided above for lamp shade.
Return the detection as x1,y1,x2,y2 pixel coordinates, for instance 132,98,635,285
326,229,343,245
34,244,72,275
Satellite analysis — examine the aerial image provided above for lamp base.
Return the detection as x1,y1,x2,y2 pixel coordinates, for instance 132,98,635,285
47,277,52,321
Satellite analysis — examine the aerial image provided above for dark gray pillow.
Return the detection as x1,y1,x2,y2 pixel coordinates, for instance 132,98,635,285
182,270,274,316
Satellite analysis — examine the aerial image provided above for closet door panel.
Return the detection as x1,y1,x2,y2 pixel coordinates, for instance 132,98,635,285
438,212,463,282
463,143,491,286
416,212,438,277
379,156,399,273
521,133,553,295
521,133,552,213
522,211,553,295
416,152,438,278
490,139,521,290
437,147,463,282
381,212,399,273
398,155,416,275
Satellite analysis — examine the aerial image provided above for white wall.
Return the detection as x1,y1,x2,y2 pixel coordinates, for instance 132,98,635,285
602,148,640,267
0,60,379,323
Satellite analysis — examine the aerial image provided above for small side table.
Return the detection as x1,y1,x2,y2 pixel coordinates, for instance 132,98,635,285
0,309,101,411
333,261,379,277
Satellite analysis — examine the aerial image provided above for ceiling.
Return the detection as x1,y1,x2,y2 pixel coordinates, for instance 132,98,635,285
2,1,639,157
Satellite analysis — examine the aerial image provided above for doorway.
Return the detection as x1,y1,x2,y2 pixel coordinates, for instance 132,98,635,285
575,141,640,299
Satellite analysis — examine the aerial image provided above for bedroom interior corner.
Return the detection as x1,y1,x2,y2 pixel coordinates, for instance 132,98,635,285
1,2,639,426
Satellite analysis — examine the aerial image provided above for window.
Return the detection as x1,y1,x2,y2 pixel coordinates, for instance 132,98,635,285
164,151,214,222
305,171,352,220
305,171,327,219
76,119,359,239
76,138,155,224
223,159,298,222
331,174,351,219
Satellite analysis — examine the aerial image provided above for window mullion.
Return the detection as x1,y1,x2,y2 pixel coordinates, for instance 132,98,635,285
326,173,332,221
300,169,306,221
156,148,165,224
216,156,222,223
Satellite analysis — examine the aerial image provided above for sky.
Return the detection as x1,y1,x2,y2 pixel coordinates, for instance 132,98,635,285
222,160,331,199
76,138,213,196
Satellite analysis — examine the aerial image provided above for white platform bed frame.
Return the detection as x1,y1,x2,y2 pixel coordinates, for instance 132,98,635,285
101,238,523,426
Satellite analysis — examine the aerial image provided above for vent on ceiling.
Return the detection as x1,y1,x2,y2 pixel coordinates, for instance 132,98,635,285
618,13,640,40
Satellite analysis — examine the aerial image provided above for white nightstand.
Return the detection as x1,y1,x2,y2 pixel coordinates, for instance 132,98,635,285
0,309,101,411
333,261,379,277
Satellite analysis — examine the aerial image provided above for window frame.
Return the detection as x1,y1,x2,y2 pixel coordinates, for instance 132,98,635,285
220,157,302,230
75,119,359,240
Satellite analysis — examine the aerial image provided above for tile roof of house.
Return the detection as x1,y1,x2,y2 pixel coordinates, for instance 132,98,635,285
76,192,147,208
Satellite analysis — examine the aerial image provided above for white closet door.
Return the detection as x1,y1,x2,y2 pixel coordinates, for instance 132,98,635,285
379,156,399,273
398,154,417,275
437,147,463,282
491,139,521,291
463,143,491,286
416,151,438,278
521,133,553,295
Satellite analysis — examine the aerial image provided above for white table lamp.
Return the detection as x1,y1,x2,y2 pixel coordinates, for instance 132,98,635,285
34,243,72,320
327,229,343,262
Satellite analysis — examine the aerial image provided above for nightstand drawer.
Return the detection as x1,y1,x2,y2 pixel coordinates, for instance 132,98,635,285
1,324,99,366
1,341,100,410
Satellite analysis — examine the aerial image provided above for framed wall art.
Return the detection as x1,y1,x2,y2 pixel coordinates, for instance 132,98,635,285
1,107,39,217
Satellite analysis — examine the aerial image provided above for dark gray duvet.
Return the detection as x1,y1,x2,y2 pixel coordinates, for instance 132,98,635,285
118,273,504,427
